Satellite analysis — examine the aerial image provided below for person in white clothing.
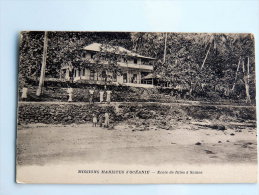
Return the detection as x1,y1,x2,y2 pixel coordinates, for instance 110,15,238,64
92,113,97,127
104,112,109,128
99,90,104,103
21,86,28,101
89,87,95,104
67,87,73,102
106,90,112,104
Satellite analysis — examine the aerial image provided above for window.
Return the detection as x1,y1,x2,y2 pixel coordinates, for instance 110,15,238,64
78,69,81,77
75,69,79,77
82,69,85,76
91,53,95,59
90,70,95,80
123,73,127,83
123,58,127,63
134,58,138,64
101,71,106,81
73,69,76,77
132,74,137,83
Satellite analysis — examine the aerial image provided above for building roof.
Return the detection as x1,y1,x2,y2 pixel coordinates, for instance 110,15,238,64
61,61,73,70
83,43,155,60
142,73,170,81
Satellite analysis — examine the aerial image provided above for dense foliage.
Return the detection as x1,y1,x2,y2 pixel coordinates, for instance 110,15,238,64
19,31,255,102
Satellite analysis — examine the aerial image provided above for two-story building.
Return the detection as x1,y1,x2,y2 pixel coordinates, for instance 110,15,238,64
61,43,155,88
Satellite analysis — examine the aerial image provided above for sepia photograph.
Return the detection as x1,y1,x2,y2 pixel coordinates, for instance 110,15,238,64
16,31,257,183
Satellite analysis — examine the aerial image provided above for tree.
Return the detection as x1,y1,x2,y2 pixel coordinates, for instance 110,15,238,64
18,31,255,102
130,32,255,101
231,56,241,91
36,31,48,96
225,34,255,102
243,57,251,103
18,31,44,87
192,33,228,70
19,31,132,83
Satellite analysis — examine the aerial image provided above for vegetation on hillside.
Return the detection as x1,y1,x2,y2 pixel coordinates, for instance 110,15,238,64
18,32,255,102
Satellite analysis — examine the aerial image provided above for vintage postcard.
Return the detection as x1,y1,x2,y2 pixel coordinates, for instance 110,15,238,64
16,31,257,183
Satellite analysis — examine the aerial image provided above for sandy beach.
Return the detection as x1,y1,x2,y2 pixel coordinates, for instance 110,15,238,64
17,120,257,166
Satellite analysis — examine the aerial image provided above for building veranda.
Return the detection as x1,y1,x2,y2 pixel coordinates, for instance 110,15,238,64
60,43,157,88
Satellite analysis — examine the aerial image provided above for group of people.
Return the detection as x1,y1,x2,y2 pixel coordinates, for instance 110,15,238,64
20,85,113,104
67,87,112,104
20,85,112,128
92,112,110,128
66,87,113,128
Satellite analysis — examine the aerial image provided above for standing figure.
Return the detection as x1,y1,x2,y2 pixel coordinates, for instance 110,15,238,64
92,113,97,127
67,87,73,102
104,112,110,128
21,86,28,101
99,90,104,103
106,90,112,104
89,87,95,104
98,113,103,127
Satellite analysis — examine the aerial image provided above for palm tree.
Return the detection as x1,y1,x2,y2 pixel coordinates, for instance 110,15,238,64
244,57,251,103
195,33,227,70
229,34,254,103
36,31,48,96
231,56,241,91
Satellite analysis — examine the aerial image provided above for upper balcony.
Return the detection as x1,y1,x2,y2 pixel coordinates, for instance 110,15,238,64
82,57,154,71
